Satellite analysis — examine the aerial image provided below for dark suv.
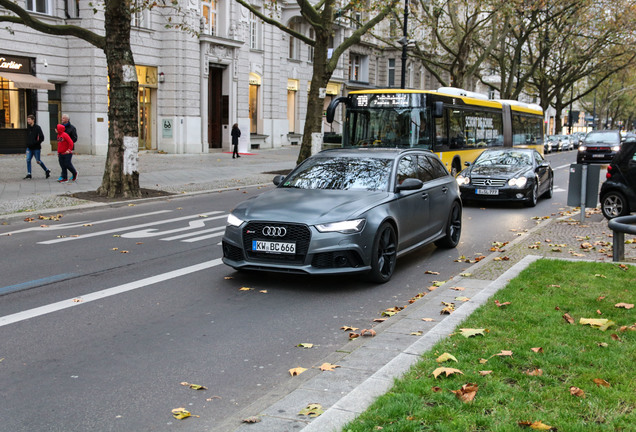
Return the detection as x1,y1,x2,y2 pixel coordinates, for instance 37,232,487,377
577,130,622,164
599,136,636,219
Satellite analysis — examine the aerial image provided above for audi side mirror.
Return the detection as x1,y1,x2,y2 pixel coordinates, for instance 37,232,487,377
396,177,423,192
273,175,286,186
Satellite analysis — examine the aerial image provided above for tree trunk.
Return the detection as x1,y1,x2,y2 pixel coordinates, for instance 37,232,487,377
97,0,141,198
297,30,332,165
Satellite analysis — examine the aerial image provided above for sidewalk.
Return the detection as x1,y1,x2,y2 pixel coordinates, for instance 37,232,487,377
0,147,300,216
1,148,634,431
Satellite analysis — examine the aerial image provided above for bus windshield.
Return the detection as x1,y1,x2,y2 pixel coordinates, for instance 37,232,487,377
345,107,431,149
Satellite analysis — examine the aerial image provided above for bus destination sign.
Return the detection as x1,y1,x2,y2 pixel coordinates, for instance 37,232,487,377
353,93,414,108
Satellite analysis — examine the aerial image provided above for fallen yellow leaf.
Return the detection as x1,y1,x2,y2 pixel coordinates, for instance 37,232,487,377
432,367,463,378
319,363,340,371
289,367,307,376
436,352,458,363
569,386,585,398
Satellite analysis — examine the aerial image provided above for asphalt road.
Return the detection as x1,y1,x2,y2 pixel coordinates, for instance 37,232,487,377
0,149,581,431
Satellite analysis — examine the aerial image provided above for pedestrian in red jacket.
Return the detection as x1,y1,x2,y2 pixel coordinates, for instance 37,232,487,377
56,124,78,183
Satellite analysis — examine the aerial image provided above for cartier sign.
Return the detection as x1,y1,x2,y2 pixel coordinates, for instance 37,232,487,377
0,54,30,73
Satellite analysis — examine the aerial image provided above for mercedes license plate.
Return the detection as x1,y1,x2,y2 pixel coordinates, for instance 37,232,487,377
252,240,296,254
476,189,499,196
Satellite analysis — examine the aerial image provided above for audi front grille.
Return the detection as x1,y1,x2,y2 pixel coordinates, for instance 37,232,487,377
243,222,311,264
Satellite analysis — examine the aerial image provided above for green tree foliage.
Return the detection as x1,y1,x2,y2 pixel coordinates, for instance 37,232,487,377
234,0,399,164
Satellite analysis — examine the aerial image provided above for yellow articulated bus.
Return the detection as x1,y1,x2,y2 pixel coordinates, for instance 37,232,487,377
326,87,544,176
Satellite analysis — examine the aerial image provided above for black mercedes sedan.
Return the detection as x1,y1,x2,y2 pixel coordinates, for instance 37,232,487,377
456,148,553,207
222,148,462,283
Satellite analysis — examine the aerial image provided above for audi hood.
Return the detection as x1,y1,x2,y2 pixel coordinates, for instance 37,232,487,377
231,188,391,225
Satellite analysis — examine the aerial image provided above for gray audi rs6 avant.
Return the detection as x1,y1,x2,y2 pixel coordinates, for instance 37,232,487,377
222,147,462,283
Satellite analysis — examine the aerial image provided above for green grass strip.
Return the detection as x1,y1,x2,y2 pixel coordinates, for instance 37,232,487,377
344,259,635,432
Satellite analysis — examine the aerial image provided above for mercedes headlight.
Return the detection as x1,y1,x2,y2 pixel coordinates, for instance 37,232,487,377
316,219,365,233
227,213,244,227
508,177,527,188
456,175,470,185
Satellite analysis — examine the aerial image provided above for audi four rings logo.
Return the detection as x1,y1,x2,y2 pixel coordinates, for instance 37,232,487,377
262,226,287,237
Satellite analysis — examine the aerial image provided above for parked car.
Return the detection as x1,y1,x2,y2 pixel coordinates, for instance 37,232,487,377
547,135,569,152
544,137,554,154
571,132,586,149
599,136,636,219
456,148,553,207
222,148,462,283
555,134,574,151
577,130,622,164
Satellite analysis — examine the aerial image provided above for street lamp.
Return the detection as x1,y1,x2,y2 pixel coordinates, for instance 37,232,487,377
400,0,408,89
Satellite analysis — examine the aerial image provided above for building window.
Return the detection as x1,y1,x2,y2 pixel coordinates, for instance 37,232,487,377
65,0,79,18
349,54,360,81
307,28,315,62
287,79,298,133
250,11,263,49
349,54,369,82
0,77,26,129
288,19,301,60
249,73,261,134
26,0,50,14
353,12,362,29
389,18,397,38
131,0,150,28
388,59,395,87
201,0,216,36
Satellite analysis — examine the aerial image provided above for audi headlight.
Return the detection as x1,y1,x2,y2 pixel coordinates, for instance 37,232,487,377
227,213,244,227
316,218,365,234
508,177,527,188
456,175,470,185
578,145,587,152
611,145,620,152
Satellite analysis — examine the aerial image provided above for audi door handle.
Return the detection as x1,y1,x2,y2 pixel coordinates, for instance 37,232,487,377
442,187,448,193
421,193,429,200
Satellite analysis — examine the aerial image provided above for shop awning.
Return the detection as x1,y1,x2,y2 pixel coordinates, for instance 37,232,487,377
0,71,55,90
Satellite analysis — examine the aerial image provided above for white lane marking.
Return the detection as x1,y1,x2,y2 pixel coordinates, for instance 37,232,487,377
122,214,227,238
554,164,570,170
3,210,173,236
38,211,223,244
181,230,225,243
0,259,223,328
160,226,225,241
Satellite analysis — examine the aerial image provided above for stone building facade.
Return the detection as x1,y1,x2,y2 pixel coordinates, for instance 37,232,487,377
0,0,432,155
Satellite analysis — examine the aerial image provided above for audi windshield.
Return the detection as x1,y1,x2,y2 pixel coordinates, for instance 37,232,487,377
278,156,393,191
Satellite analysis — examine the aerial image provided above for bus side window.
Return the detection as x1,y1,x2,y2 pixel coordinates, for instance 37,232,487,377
449,109,465,149
434,109,449,152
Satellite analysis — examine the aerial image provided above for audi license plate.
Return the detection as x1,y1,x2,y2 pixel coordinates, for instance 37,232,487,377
592,154,605,158
252,240,296,254
476,189,499,195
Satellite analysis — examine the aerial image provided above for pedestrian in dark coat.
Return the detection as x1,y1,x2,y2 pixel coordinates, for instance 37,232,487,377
24,114,51,179
231,123,241,159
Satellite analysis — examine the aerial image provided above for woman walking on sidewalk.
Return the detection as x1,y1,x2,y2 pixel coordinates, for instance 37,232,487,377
231,123,241,159
24,114,51,179
56,124,78,183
